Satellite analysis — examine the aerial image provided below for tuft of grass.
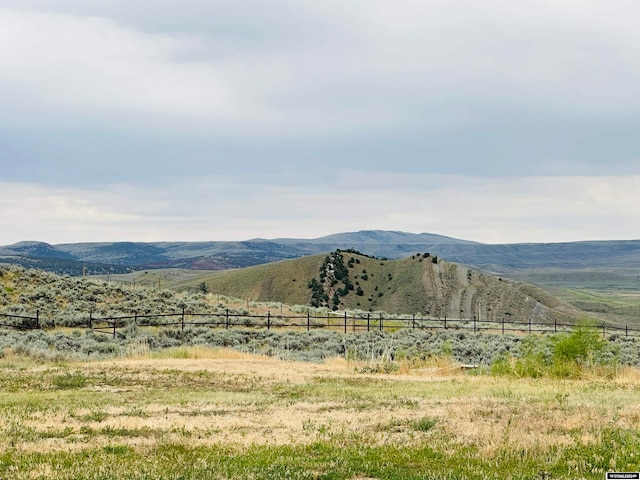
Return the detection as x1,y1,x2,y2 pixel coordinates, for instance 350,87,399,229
74,411,109,422
103,444,135,455
412,415,438,432
52,372,87,389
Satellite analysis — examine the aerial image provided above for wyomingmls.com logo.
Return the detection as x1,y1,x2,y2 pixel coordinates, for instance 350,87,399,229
606,473,640,479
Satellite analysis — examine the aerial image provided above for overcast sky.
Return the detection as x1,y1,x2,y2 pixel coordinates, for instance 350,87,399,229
1,0,639,245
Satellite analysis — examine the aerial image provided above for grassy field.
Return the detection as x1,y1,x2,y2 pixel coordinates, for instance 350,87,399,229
1,348,639,479
542,286,640,328
507,270,640,328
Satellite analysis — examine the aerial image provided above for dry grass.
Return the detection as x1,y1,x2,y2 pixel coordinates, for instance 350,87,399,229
3,350,639,452
1,349,639,479
611,365,640,384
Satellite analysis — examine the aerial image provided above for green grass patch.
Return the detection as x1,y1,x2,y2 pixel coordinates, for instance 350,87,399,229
1,436,639,479
412,415,437,432
74,411,109,422
53,372,87,389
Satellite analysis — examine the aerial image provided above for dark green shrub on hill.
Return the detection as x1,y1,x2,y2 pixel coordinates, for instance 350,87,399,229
307,251,358,309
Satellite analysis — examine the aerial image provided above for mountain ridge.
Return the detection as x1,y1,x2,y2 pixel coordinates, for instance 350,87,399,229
1,230,639,277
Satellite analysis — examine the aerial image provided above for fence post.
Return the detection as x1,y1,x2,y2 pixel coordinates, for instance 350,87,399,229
344,311,347,334
444,315,447,330
181,307,185,331
36,310,40,329
626,324,628,338
554,317,557,333
473,316,477,334
502,316,505,335
226,309,229,329
113,318,116,339
367,313,370,332
267,311,271,330
528,317,531,334
379,313,383,332
412,314,415,330
307,311,310,332
134,310,138,326
89,311,93,330
602,323,605,339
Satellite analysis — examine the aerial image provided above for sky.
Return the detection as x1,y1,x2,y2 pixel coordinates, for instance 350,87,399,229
1,0,639,245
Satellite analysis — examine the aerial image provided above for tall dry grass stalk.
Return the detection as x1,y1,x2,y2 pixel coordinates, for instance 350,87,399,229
121,337,150,358
150,346,271,360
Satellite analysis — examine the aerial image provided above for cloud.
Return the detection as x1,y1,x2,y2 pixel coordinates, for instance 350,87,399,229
1,175,638,245
2,2,640,183
0,10,235,126
1,1,639,243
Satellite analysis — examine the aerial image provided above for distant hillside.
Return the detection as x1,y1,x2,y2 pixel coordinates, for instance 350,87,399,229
0,239,307,275
276,230,476,245
2,232,639,281
0,255,135,276
269,230,478,258
430,240,640,273
0,265,262,323
178,250,590,325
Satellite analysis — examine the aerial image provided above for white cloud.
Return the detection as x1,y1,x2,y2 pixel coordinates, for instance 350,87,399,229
1,175,638,245
1,1,640,243
0,10,235,128
2,2,640,136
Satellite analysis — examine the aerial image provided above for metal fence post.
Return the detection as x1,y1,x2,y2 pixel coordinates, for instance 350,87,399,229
89,311,93,330
226,309,230,329
307,311,310,332
36,310,39,329
412,314,415,330
181,307,185,331
344,311,347,334
367,313,370,332
267,311,271,330
379,313,383,332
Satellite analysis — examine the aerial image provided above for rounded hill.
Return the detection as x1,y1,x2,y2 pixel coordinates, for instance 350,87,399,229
178,250,587,324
